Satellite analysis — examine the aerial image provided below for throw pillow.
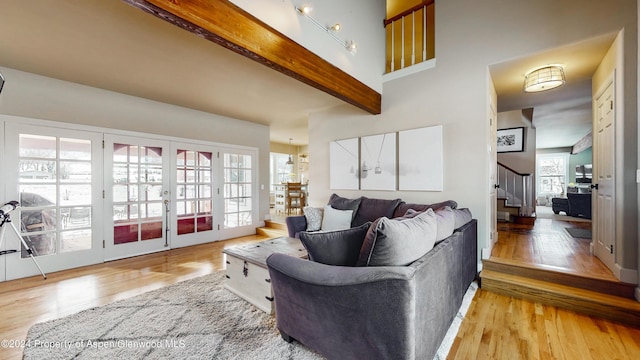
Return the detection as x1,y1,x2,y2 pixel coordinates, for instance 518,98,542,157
357,209,438,267
405,206,456,242
453,208,473,229
321,205,353,231
299,222,372,266
352,196,403,227
328,193,361,224
303,206,323,231
393,200,458,218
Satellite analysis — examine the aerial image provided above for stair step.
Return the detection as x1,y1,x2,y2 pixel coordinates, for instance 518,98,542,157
484,258,636,298
480,269,640,327
264,220,287,231
256,226,287,238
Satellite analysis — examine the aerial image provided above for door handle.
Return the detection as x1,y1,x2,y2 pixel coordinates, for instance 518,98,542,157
494,184,500,189
590,184,599,190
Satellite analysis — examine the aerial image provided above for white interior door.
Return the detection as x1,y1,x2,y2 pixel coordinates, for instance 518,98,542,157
489,103,498,251
171,142,219,248
104,134,171,260
4,123,103,280
593,79,616,273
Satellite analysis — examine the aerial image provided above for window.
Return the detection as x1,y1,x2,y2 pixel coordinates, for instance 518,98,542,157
270,153,294,191
18,134,94,257
537,154,569,196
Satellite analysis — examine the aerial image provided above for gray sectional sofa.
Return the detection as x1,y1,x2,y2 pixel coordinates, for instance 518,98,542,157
267,194,478,360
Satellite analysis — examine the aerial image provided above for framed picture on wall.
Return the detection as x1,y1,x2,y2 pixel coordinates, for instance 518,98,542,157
496,127,525,153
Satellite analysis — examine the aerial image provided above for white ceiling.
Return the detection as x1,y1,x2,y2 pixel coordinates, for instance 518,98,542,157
490,33,617,149
0,0,345,147
0,1,618,149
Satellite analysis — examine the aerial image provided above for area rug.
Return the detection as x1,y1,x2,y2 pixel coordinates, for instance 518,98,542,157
24,271,477,360
565,227,592,239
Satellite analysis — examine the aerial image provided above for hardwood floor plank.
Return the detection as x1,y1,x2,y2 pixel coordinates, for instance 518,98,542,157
2,219,639,360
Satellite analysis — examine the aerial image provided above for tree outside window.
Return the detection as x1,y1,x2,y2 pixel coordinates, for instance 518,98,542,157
538,155,567,196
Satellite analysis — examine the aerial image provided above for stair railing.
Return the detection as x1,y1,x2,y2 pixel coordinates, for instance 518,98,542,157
384,0,434,73
497,162,534,216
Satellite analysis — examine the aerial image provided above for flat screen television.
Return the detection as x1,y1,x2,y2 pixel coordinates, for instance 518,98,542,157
575,164,592,183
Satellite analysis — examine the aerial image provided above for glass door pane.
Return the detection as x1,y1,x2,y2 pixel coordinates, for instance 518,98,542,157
171,143,217,248
5,123,103,280
223,151,254,230
104,135,169,260
113,144,164,244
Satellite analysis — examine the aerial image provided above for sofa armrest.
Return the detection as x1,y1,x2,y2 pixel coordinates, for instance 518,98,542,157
267,253,417,360
285,215,307,238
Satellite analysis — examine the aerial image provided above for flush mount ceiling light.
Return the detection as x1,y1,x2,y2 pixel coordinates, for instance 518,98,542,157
295,5,358,55
524,65,566,93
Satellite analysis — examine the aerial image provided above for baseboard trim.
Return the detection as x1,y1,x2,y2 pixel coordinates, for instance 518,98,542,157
636,287,640,302
618,266,638,284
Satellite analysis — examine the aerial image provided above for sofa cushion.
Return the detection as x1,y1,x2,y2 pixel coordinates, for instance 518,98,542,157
321,205,353,231
393,200,458,218
453,208,473,229
352,196,402,227
328,193,361,224
357,209,438,266
299,222,372,266
406,206,455,242
303,206,324,231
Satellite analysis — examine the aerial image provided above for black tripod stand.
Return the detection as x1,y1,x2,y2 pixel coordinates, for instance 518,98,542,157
0,204,47,279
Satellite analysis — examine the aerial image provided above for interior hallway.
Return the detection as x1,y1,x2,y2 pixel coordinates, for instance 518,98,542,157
491,212,613,280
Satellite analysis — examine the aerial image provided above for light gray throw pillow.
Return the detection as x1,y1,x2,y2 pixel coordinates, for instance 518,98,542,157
303,206,323,231
453,208,473,229
321,205,353,231
358,208,437,266
405,206,455,242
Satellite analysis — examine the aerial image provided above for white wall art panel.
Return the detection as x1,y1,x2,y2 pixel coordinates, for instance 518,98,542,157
398,125,443,191
360,133,396,191
330,138,359,190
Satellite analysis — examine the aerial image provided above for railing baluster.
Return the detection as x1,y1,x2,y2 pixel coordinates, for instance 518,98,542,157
411,11,415,65
391,21,395,72
401,17,405,69
423,5,427,62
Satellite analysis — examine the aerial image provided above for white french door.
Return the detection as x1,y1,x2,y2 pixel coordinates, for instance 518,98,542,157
219,149,257,239
171,143,219,248
0,119,6,281
4,123,103,280
104,135,171,260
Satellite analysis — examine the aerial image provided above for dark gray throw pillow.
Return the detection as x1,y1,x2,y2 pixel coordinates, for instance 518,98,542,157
352,196,402,227
299,222,372,266
357,209,437,267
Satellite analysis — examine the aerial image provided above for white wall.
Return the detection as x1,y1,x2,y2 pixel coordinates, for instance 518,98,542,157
0,66,272,223
497,110,537,175
230,0,385,93
306,0,637,265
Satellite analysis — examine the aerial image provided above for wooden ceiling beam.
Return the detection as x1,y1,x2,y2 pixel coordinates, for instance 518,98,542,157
123,0,381,115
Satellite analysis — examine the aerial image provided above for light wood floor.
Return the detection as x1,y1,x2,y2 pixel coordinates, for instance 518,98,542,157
491,217,615,280
0,234,269,360
1,220,639,360
449,217,640,359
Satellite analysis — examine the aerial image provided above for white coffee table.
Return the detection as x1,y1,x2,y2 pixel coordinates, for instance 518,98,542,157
223,237,307,314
